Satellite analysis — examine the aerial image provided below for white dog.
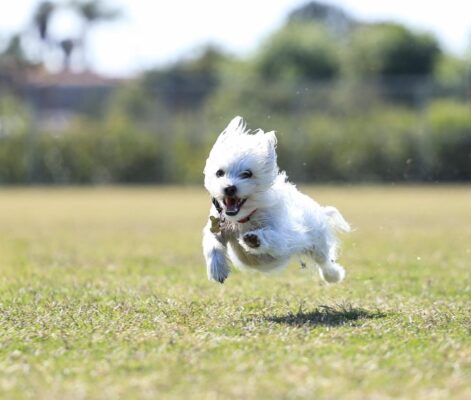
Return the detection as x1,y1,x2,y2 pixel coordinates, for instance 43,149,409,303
202,116,350,284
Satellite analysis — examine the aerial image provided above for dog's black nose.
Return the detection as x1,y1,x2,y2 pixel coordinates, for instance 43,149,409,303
224,185,237,196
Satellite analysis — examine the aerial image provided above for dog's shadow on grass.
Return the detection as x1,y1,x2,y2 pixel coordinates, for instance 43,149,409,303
265,304,387,327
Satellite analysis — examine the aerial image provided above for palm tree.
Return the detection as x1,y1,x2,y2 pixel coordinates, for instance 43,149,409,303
32,0,57,68
59,38,76,71
70,0,121,69
33,1,56,43
30,0,121,71
74,0,120,23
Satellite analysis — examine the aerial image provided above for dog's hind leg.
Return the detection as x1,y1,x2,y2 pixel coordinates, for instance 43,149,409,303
311,237,346,284
317,258,346,283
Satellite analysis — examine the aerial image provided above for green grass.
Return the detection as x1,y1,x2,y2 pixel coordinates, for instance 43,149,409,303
0,186,470,399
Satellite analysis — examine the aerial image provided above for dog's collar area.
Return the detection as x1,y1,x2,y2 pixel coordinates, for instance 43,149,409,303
211,197,256,224
237,209,257,224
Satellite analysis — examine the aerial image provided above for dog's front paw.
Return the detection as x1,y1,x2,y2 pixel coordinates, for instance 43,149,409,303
207,251,230,284
243,233,260,248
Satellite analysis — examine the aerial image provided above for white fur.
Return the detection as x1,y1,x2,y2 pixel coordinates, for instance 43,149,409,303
202,116,350,284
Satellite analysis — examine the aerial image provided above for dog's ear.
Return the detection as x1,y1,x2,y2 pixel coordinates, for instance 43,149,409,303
225,116,246,136
213,116,247,147
263,130,278,166
265,131,277,149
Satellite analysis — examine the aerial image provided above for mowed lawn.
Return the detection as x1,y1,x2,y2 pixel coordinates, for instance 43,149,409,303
0,186,469,399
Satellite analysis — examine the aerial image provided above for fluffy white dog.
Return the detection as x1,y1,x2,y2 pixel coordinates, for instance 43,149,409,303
202,116,350,284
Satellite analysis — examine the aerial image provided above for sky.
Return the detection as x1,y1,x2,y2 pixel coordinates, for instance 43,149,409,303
1,0,470,77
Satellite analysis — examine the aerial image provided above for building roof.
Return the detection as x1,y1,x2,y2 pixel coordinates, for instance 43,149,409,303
24,70,123,87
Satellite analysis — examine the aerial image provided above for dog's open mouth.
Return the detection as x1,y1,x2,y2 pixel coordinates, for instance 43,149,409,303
223,196,246,216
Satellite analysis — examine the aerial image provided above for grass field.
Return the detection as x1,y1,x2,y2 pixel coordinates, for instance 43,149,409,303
0,186,470,399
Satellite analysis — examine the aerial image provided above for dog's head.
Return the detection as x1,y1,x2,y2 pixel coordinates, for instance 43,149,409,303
204,116,279,221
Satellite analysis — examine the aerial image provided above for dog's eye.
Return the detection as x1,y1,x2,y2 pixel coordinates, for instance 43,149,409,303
240,170,253,179
216,169,225,178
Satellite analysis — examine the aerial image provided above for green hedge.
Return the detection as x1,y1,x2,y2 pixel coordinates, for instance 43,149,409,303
0,100,469,184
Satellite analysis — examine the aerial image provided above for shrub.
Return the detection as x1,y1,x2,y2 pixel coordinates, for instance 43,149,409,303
426,101,471,181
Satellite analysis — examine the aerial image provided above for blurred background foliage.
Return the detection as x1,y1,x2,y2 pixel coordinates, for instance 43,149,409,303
0,1,470,184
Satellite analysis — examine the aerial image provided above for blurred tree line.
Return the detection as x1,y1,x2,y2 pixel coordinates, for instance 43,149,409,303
0,1,470,184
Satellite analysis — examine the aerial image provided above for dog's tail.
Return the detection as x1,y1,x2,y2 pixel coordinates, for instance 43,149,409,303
324,206,351,233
